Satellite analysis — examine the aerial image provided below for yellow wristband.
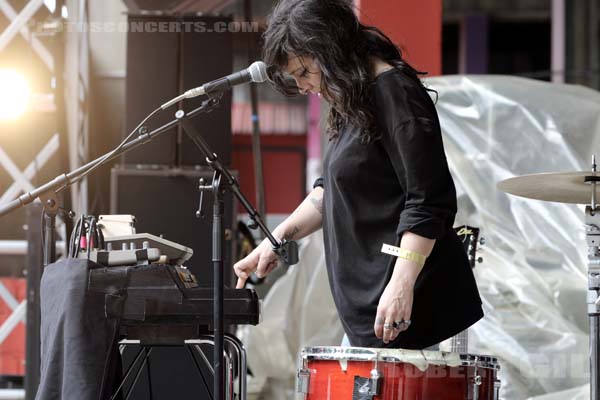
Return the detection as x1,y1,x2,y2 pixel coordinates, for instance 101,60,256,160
381,244,427,267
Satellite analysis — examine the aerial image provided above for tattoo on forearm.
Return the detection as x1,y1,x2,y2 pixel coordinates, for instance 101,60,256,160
285,225,301,241
310,197,323,214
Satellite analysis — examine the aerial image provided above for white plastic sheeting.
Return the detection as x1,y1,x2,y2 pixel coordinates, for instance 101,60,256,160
238,75,600,399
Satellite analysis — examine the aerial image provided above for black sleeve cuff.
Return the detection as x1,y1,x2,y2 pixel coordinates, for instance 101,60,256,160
397,206,450,239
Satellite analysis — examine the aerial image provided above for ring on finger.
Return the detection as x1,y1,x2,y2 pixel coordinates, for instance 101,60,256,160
392,320,411,329
383,323,394,330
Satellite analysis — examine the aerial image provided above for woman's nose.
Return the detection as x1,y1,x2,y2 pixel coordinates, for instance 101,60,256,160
293,77,308,95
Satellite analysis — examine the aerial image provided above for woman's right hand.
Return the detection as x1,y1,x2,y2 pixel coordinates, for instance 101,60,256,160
233,186,324,288
234,237,280,289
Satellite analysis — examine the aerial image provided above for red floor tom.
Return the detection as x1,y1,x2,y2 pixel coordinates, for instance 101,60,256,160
297,346,500,400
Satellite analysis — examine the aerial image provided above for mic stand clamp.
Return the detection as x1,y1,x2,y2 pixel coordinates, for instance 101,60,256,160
196,177,209,219
273,239,299,266
39,191,60,265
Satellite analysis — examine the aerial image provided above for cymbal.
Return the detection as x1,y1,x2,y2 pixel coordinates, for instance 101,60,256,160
497,171,599,204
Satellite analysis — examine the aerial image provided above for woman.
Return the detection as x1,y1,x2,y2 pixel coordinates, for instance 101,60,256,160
234,0,483,350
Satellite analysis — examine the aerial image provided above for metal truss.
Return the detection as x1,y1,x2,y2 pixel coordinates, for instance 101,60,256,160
0,0,53,71
0,2,62,392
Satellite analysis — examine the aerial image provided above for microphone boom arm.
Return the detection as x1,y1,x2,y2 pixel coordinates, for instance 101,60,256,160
175,108,298,265
0,98,222,218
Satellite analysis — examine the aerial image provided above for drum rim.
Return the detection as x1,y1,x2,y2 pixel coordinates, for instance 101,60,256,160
301,346,500,370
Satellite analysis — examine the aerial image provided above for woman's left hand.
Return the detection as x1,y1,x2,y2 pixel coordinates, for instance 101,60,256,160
374,278,414,344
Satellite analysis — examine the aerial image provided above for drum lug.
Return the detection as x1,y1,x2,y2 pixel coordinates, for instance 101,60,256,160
352,368,383,400
297,368,311,395
493,378,501,400
469,361,481,400
368,368,382,396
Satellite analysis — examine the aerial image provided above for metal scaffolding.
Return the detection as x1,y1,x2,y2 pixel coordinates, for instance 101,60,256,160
0,0,90,398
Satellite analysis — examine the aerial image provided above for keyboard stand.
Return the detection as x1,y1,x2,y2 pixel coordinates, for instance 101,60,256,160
113,334,247,400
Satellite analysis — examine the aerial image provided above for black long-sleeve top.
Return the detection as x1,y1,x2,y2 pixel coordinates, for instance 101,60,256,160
314,67,483,349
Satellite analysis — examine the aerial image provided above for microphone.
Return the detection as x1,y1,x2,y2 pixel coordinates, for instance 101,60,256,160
161,61,268,109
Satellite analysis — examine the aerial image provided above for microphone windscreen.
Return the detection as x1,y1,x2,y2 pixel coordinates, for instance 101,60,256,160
248,61,269,83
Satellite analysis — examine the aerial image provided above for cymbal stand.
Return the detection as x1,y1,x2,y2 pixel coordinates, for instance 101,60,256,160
586,155,600,400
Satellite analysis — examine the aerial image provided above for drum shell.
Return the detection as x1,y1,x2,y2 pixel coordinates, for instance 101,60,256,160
299,347,499,400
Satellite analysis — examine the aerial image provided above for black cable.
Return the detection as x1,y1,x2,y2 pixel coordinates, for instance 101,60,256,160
68,223,74,258
69,215,81,258
81,218,89,257
41,208,47,262
87,217,96,260
73,215,85,258
97,224,105,251
72,216,82,258
74,217,82,258
91,218,98,250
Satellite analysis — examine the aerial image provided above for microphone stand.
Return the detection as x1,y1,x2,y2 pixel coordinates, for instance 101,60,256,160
0,98,220,398
0,95,298,400
175,105,298,400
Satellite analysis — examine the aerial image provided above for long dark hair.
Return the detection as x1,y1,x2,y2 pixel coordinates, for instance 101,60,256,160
263,0,430,142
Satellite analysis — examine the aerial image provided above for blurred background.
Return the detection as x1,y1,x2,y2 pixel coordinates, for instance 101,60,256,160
0,0,598,399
